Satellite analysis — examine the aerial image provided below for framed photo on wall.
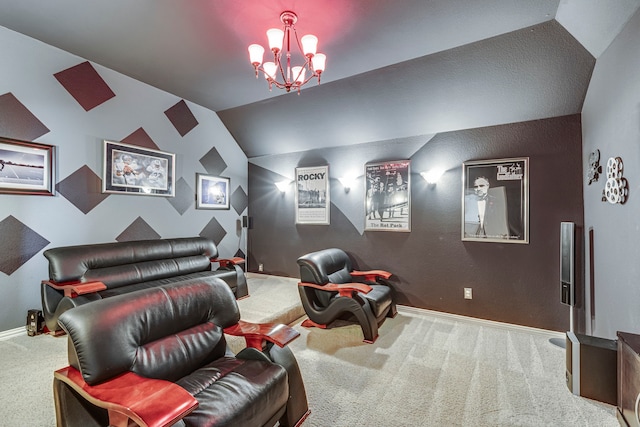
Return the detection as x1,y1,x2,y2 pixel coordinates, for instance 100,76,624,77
0,136,55,196
462,157,529,243
364,160,410,232
102,140,175,196
196,174,230,210
295,165,330,225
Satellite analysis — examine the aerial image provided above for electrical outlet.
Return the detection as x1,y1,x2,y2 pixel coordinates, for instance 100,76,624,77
464,288,472,299
258,263,264,272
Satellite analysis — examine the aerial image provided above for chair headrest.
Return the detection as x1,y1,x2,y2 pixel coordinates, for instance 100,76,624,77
58,279,239,385
297,248,352,284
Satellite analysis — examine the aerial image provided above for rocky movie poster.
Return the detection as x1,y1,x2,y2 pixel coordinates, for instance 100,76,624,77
295,165,329,225
365,160,410,232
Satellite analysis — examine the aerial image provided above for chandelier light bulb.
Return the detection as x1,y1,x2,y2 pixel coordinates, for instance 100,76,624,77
312,53,326,73
266,28,284,53
263,62,277,80
300,34,318,56
292,66,306,84
248,44,265,67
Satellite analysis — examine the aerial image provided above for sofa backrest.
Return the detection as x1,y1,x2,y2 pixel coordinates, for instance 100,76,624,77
297,248,353,285
44,237,218,289
58,279,240,385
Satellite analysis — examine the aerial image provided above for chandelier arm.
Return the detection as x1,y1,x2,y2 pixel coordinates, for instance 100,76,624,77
274,49,289,87
296,68,319,88
293,27,307,59
254,65,287,90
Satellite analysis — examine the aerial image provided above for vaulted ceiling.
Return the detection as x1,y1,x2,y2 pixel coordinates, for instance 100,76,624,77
0,0,638,158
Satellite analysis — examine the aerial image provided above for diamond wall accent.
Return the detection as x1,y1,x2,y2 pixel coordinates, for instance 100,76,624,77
165,100,198,137
231,185,248,215
167,177,193,215
0,215,50,275
116,217,161,242
56,165,109,214
0,92,50,141
199,147,227,176
54,61,116,111
121,127,160,150
199,217,226,247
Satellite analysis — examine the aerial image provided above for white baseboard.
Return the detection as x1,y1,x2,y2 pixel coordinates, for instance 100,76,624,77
0,327,26,341
397,305,564,338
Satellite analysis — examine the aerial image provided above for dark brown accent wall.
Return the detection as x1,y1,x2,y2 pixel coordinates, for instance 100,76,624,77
248,114,584,332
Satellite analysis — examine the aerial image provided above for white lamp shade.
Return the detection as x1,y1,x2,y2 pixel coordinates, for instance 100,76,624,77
263,62,277,80
267,28,284,52
248,44,265,66
275,180,290,192
292,66,306,84
300,34,318,56
312,53,326,73
338,175,356,189
421,168,445,184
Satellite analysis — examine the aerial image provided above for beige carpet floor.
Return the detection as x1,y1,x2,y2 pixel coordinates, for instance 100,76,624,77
0,274,618,426
290,307,618,427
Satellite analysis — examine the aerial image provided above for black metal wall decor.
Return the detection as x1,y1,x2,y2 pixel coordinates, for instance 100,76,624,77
587,149,602,185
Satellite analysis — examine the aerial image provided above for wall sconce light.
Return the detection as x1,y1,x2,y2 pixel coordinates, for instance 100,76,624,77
420,168,445,184
338,174,357,192
275,180,292,193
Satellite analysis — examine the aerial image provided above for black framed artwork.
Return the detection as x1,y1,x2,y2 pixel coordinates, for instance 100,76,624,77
462,157,529,243
0,136,55,196
364,160,410,232
196,173,230,210
102,140,175,197
295,165,330,224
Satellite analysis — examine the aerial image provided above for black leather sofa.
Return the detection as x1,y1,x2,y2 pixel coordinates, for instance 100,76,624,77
53,279,309,427
41,237,248,334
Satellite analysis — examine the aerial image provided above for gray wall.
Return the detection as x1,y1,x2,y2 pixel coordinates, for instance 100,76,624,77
582,8,640,339
248,115,584,332
0,27,248,331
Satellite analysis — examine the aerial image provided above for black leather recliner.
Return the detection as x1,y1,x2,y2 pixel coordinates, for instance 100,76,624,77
53,278,309,427
297,248,396,343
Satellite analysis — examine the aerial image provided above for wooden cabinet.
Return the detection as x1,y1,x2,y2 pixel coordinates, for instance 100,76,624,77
618,332,640,426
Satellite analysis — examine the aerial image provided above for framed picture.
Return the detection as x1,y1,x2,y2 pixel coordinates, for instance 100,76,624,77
102,140,175,196
196,174,230,210
462,157,529,243
295,165,329,224
0,136,55,196
365,160,410,232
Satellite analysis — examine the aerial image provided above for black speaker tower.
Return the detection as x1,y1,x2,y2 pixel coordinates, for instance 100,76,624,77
560,221,575,307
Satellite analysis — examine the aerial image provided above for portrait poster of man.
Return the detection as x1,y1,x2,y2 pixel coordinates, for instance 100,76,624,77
295,165,329,225
365,160,410,232
462,157,529,243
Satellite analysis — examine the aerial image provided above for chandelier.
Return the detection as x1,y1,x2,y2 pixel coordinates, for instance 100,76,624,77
248,11,326,94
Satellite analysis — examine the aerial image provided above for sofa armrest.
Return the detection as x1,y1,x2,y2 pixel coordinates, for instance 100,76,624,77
298,281,372,297
211,257,245,268
42,280,107,298
224,320,300,350
54,366,197,427
350,269,392,282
